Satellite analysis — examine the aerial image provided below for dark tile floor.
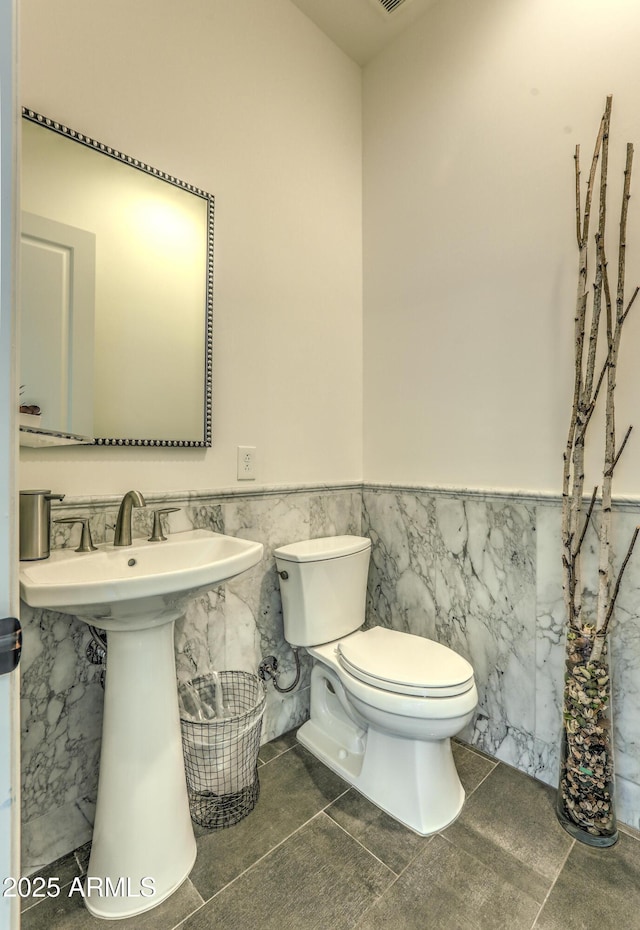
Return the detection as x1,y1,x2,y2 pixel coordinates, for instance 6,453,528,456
21,731,640,930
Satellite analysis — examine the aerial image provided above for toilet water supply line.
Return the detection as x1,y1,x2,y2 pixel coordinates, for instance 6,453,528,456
86,625,107,687
258,646,301,693
89,625,106,654
87,623,302,695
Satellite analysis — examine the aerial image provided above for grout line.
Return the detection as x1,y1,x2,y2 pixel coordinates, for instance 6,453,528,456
168,882,206,930
466,759,499,797
257,741,298,767
618,820,640,842
173,791,352,928
324,809,403,879
172,813,323,929
529,838,575,929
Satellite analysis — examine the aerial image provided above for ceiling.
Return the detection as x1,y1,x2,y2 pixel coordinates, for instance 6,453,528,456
288,0,439,66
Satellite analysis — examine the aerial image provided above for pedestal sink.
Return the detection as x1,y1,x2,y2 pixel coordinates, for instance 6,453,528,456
19,529,263,920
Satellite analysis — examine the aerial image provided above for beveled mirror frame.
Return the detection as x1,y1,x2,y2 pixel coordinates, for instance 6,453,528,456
22,108,214,448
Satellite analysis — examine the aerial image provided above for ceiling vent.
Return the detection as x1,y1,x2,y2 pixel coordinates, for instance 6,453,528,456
375,0,411,13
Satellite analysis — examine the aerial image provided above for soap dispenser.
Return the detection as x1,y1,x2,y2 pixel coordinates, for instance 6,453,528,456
19,489,65,561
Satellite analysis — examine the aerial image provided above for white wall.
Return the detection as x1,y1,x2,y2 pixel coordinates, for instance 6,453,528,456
19,0,363,495
363,0,640,495
23,0,640,500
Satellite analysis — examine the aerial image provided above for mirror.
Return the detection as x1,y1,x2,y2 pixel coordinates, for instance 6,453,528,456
20,108,214,447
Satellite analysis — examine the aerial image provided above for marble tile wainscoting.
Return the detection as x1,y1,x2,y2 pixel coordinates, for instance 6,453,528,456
19,479,640,879
19,483,362,874
362,484,640,831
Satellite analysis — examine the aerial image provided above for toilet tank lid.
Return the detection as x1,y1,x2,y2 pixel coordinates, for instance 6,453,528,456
274,535,371,563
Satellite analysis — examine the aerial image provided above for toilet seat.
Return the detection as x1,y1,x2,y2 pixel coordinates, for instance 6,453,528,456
337,627,474,698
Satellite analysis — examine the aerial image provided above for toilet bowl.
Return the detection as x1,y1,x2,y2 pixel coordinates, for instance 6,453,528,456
274,536,478,835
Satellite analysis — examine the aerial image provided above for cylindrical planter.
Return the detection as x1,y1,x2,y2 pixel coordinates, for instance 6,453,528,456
556,627,618,847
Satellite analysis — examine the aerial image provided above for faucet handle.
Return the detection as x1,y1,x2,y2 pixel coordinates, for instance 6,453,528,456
54,517,98,552
148,508,180,542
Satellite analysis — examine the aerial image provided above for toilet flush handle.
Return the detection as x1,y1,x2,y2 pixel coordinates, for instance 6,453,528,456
278,570,289,580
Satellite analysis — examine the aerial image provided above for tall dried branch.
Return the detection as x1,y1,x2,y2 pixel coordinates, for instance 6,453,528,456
605,424,633,478
620,285,640,325
601,526,640,637
562,97,611,630
562,97,639,664
574,485,599,561
594,141,635,655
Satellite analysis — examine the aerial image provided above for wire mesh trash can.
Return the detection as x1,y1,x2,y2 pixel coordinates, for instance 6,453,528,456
179,671,266,829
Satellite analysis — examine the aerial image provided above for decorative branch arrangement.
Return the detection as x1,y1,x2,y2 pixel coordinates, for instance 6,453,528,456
558,95,639,844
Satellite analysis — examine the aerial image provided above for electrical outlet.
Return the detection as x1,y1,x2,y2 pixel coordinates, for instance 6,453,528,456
237,445,257,480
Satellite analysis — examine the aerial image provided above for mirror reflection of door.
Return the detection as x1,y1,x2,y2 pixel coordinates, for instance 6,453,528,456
20,212,95,437
21,110,213,447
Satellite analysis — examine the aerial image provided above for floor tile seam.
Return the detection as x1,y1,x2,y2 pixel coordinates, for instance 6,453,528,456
317,812,407,930
529,837,575,929
455,739,498,765
166,883,207,930
323,810,404,879
190,804,349,914
20,896,49,915
466,758,499,796
618,821,640,843
258,743,297,767
437,831,546,908
193,781,351,903
172,892,209,930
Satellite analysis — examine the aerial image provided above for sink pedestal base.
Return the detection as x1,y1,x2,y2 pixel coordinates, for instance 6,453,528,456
85,618,196,920
18,528,266,918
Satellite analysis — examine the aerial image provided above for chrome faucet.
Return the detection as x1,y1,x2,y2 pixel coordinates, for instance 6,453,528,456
113,490,146,547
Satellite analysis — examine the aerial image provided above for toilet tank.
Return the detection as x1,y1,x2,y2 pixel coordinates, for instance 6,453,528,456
274,536,371,647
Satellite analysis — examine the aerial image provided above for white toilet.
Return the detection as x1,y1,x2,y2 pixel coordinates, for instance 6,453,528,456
274,535,478,835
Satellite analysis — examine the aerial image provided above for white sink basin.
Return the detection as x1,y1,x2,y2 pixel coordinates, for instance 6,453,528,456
19,528,263,629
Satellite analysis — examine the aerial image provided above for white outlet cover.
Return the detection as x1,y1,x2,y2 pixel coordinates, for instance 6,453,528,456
237,445,257,480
